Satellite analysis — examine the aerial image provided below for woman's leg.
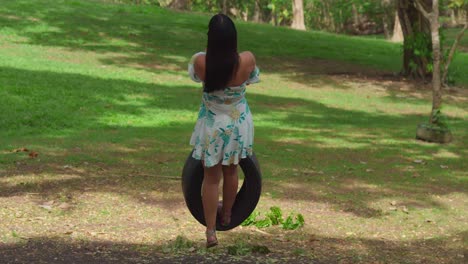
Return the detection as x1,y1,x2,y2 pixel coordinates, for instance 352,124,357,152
221,164,238,225
202,162,222,244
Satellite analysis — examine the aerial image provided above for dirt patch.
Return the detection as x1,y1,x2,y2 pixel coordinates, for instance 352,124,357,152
261,56,468,94
261,57,388,76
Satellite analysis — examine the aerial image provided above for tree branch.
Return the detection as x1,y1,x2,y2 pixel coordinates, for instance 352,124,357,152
442,22,468,86
414,0,431,20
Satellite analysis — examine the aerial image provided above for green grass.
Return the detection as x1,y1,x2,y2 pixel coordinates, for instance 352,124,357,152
0,0,467,263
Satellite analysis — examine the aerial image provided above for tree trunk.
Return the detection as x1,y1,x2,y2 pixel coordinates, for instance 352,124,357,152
397,0,432,80
291,0,306,30
242,9,249,21
352,3,360,26
253,0,262,23
323,1,335,32
450,9,458,26
413,0,442,122
429,0,442,119
223,0,228,15
391,11,404,42
230,7,239,17
461,9,468,25
169,0,188,10
383,17,390,38
412,0,454,143
273,10,278,26
381,0,394,39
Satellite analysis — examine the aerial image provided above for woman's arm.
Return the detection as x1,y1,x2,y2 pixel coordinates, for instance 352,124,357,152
193,54,206,81
241,51,260,85
188,52,206,82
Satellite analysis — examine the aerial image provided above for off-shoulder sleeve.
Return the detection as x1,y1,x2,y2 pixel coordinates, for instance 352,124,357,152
246,66,260,85
188,52,205,83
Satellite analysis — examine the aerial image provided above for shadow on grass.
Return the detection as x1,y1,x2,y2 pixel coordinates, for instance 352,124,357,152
0,66,199,133
0,231,465,264
0,0,206,74
0,0,402,90
0,66,466,220
1,0,467,90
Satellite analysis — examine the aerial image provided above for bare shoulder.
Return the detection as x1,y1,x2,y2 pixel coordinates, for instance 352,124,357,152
239,51,256,72
193,53,206,80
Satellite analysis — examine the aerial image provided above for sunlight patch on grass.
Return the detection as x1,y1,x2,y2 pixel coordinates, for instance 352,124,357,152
273,137,308,145
312,137,371,149
263,129,380,149
95,143,146,154
160,54,187,63
0,173,82,187
22,24,63,35
431,149,462,159
97,109,194,127
0,44,183,85
340,181,382,192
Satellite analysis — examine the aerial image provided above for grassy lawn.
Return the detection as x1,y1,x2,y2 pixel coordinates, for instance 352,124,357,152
0,0,467,263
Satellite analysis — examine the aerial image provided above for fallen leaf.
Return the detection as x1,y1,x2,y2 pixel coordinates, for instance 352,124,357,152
440,165,448,169
401,206,409,214
366,169,374,172
389,206,398,211
29,151,38,158
58,203,71,210
390,201,397,206
13,148,29,152
309,235,319,242
38,205,52,210
413,159,424,164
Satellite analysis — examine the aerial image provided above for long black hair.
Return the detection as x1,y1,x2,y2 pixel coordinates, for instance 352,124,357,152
204,14,239,93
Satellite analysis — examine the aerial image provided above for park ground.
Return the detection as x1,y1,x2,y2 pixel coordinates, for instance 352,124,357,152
0,1,467,263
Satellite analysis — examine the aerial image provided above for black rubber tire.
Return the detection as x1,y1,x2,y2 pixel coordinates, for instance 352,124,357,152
181,150,262,231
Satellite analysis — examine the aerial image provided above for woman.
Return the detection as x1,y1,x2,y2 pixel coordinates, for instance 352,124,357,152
188,14,260,248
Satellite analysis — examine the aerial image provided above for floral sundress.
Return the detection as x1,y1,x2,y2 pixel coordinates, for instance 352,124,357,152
188,52,260,167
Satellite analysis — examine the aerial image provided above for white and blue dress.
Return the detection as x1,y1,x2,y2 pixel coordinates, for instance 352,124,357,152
188,52,260,167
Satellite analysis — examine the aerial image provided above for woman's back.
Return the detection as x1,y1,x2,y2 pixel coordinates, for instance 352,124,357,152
192,51,256,88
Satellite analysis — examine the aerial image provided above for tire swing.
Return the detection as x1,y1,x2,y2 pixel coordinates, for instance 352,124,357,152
182,150,262,231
